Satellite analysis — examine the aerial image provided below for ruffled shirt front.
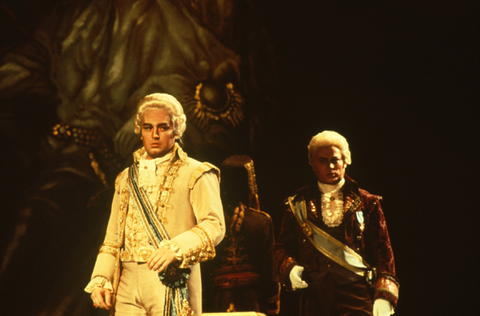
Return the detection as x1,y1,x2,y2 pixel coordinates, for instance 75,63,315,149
120,152,172,262
317,178,346,227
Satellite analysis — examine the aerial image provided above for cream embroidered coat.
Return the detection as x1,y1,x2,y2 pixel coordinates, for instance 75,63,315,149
88,145,225,315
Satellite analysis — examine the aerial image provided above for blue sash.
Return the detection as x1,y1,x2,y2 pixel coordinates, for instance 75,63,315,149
128,164,193,316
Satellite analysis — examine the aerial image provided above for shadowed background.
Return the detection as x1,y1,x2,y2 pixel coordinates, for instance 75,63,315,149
1,0,478,315
257,2,478,315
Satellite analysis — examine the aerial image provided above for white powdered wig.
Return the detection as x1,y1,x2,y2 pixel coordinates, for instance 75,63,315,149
308,130,352,165
134,93,187,138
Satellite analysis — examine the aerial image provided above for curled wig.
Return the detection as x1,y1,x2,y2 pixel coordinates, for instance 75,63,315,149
134,93,186,138
308,130,352,165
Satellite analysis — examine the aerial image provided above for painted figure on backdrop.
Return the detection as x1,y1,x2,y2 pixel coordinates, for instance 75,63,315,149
202,155,280,315
0,1,274,315
274,131,399,316
86,93,225,316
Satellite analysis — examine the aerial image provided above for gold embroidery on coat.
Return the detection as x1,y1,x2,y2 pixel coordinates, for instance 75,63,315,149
156,161,182,224
181,226,216,267
345,194,362,214
118,188,129,245
99,242,120,257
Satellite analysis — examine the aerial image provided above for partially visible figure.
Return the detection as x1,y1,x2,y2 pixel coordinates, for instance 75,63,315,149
202,155,280,315
85,93,225,315
275,131,399,316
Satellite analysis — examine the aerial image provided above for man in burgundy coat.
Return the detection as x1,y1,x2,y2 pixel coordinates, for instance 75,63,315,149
275,130,399,316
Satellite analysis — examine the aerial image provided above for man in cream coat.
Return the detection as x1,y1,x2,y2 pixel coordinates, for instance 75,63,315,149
85,93,225,315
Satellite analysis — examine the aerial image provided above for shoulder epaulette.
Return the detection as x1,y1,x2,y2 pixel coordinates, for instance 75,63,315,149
188,162,220,189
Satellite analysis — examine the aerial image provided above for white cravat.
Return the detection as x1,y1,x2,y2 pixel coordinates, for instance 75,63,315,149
138,152,173,188
138,152,174,216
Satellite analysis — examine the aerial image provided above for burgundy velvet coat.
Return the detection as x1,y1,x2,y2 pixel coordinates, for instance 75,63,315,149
274,175,399,308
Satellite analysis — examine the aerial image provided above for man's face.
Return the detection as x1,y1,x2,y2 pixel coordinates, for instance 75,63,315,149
141,109,176,159
311,145,347,184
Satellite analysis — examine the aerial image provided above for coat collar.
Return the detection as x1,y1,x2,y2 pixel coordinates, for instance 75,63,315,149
132,142,189,165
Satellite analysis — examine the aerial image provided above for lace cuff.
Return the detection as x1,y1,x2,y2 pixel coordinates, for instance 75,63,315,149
84,276,113,293
159,239,184,262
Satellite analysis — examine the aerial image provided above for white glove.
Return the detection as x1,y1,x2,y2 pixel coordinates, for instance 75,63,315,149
289,265,308,290
373,299,393,316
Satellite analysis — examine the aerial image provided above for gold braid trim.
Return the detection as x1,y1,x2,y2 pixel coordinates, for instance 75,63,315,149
180,226,216,267
156,157,184,224
174,288,194,316
243,160,260,210
375,274,400,300
181,297,194,316
164,287,172,315
98,242,120,257
174,288,182,315
118,188,129,245
164,288,193,316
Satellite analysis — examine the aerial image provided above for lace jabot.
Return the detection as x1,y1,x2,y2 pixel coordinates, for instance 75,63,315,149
318,178,345,227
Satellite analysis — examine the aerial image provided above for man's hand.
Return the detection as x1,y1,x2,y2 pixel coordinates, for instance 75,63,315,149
373,299,393,316
289,265,308,290
91,288,112,310
147,247,176,272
